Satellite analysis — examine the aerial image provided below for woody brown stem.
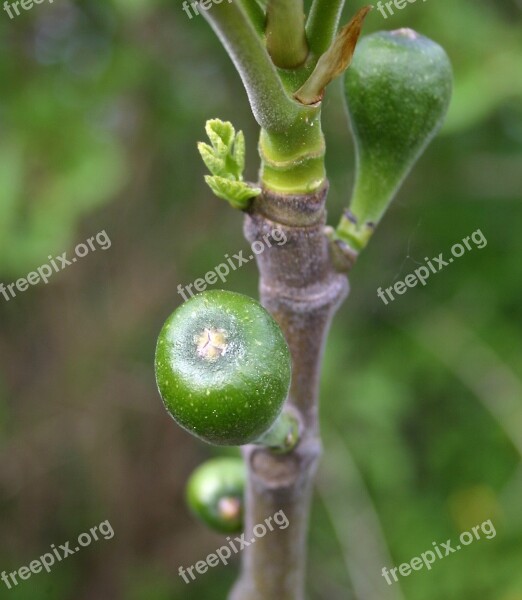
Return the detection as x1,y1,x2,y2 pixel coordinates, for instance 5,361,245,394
229,184,348,600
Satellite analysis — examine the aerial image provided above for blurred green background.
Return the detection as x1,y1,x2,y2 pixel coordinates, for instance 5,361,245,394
0,0,521,598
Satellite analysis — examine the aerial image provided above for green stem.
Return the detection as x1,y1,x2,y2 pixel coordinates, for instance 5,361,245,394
266,0,308,69
336,210,375,252
258,110,326,194
201,1,308,133
306,0,346,57
237,0,266,36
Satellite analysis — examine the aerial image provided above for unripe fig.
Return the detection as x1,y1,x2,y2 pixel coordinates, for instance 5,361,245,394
155,290,291,446
342,29,452,250
186,457,245,533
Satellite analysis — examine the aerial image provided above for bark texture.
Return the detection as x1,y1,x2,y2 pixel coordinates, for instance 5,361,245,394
229,183,349,600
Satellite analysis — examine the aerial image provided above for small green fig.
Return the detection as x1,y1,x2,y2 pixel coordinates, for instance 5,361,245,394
186,457,245,533
155,290,291,446
341,29,452,250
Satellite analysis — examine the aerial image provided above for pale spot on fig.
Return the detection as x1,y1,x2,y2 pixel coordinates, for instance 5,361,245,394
393,28,418,40
218,496,242,522
196,328,229,361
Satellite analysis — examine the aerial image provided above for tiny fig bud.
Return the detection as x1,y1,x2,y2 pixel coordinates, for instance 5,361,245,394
155,290,292,446
342,29,453,250
186,457,245,533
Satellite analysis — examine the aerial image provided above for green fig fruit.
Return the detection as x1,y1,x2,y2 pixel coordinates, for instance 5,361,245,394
155,290,291,446
186,457,245,533
341,28,452,251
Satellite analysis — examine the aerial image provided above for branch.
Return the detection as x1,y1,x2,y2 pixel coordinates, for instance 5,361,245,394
237,0,266,36
306,0,346,57
201,1,306,132
266,0,308,69
230,185,348,599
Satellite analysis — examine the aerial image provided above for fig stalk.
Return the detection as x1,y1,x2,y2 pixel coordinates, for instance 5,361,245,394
254,409,301,453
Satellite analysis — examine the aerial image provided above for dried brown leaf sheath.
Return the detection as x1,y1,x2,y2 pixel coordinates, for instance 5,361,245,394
295,5,372,105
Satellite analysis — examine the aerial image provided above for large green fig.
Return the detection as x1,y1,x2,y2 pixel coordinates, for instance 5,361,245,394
341,29,452,251
155,290,291,446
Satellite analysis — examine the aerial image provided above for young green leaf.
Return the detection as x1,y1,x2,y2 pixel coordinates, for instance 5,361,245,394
232,130,245,176
205,175,261,210
198,119,260,209
198,142,228,178
206,119,235,153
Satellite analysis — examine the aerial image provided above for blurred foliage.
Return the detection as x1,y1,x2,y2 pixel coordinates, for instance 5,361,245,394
0,0,521,599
